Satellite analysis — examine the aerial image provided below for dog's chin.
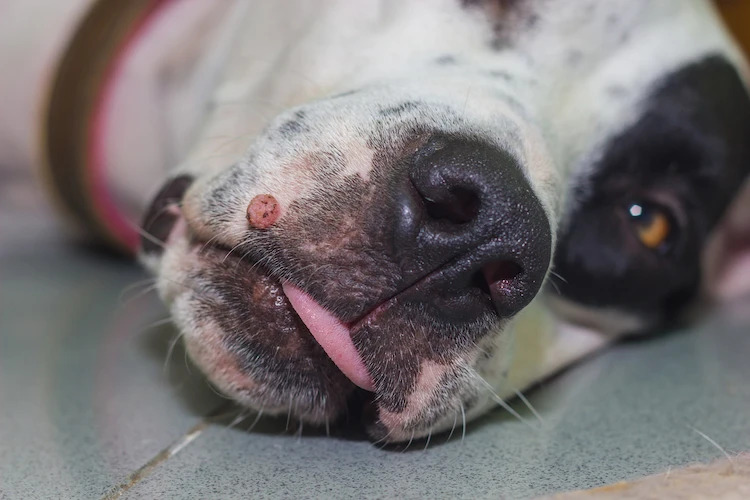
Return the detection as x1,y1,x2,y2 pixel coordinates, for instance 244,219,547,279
154,215,490,442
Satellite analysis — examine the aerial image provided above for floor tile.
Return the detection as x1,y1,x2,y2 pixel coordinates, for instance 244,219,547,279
3,177,749,499
124,302,750,499
0,202,225,499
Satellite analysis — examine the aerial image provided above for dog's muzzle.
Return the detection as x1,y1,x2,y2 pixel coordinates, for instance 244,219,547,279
140,136,552,433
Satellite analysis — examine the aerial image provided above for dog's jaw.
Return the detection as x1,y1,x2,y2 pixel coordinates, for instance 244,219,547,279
148,114,556,440
152,204,526,439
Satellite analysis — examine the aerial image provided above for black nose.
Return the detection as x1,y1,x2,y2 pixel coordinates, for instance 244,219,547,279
394,137,551,319
140,175,194,255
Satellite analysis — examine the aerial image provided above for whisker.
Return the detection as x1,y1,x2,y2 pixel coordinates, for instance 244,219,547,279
286,395,293,431
227,410,251,430
549,270,568,283
688,425,734,469
142,201,185,232
182,151,251,166
205,381,233,401
446,411,458,442
199,227,236,253
547,277,562,296
183,338,193,375
119,283,159,308
233,244,265,273
220,232,258,265
119,278,157,302
423,430,432,451
158,275,203,297
209,132,264,155
470,369,535,430
163,330,185,374
247,409,265,432
138,317,173,335
514,388,545,426
126,217,167,250
663,466,672,481
373,428,396,448
462,85,473,114
460,402,467,443
401,430,415,453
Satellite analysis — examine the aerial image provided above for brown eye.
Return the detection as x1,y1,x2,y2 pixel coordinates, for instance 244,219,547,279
627,202,672,250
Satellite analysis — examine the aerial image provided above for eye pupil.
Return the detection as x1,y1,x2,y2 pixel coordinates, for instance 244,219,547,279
627,202,672,251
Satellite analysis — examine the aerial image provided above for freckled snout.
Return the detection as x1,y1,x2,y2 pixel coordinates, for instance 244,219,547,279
393,137,552,321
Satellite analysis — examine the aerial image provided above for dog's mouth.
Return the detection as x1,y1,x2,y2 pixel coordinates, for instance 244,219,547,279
280,260,525,393
143,190,521,400
152,207,515,436
168,212,379,397
182,232,520,396
137,179,373,400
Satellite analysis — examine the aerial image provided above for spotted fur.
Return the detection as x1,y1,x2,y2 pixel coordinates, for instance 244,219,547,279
142,0,750,443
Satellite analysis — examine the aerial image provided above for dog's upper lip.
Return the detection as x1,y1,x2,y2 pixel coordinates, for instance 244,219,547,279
281,282,375,392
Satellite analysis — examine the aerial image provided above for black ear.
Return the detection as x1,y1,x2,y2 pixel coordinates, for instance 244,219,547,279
552,55,750,323
140,175,194,255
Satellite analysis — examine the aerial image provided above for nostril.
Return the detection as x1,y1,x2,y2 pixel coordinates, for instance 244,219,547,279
470,260,524,296
483,260,524,287
481,260,526,316
420,186,480,225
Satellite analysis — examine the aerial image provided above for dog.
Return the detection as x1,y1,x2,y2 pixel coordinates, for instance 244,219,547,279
10,0,750,444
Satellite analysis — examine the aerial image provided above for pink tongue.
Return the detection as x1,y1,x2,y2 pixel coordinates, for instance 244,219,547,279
282,283,375,392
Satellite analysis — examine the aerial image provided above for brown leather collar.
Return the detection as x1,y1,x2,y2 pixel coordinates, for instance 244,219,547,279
41,0,166,254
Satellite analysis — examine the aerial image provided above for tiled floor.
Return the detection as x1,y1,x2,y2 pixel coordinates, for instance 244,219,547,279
2,175,750,499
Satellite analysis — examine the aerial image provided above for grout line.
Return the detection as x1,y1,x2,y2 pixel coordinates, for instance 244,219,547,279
100,402,236,499
100,420,209,499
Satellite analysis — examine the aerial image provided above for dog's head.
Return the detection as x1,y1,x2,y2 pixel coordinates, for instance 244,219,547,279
140,0,750,442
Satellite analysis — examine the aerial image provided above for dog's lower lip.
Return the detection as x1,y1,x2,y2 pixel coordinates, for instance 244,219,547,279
281,282,375,392
189,236,376,391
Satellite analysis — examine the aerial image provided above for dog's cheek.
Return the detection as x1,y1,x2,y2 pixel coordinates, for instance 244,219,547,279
152,236,194,305
162,245,356,423
179,309,264,406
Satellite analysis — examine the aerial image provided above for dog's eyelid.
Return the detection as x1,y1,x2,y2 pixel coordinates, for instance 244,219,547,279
647,193,687,228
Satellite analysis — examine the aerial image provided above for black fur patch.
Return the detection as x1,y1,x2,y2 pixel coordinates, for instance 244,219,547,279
435,55,458,65
329,89,359,99
459,0,536,50
486,69,513,80
379,101,420,117
553,56,750,321
277,110,308,137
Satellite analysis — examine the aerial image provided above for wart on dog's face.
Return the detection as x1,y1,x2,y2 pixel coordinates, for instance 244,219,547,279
139,0,750,442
